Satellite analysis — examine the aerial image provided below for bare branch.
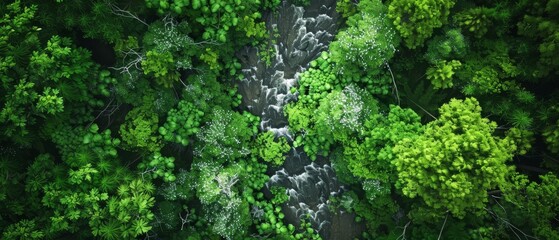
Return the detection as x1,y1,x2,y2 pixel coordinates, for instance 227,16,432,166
86,97,114,129
437,213,448,240
110,48,145,81
107,1,148,26
179,209,191,231
406,97,438,120
386,62,400,106
396,221,411,240
215,174,239,198
139,166,157,181
485,207,539,240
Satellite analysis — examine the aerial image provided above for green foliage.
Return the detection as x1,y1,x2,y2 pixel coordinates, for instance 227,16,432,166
34,0,145,43
334,190,398,238
505,128,533,155
36,87,64,114
450,38,521,97
315,85,378,142
238,158,270,190
394,98,517,218
424,28,467,63
1,10,115,142
293,0,311,7
144,0,275,43
249,187,322,240
285,103,314,136
330,149,360,185
0,80,39,137
336,0,358,19
253,131,291,166
142,50,179,87
195,109,258,162
199,47,221,71
193,162,224,205
295,53,338,108
502,172,559,240
138,152,176,182
159,100,204,146
191,161,253,239
517,0,559,77
180,73,243,115
388,0,456,48
158,168,196,201
90,179,156,239
30,36,94,84
467,66,514,95
0,1,38,54
0,147,31,223
479,89,537,132
543,119,559,154
270,186,289,205
119,102,162,153
345,105,422,183
251,196,295,238
2,219,45,239
538,102,559,154
35,147,153,239
454,7,494,38
287,55,340,160
238,13,268,39
294,219,321,240
47,123,120,175
5,0,559,239
426,60,462,89
205,196,250,239
141,18,197,87
330,0,399,74
81,124,121,162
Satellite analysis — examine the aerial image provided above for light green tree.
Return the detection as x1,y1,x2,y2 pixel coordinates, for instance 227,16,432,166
393,98,517,218
253,131,291,166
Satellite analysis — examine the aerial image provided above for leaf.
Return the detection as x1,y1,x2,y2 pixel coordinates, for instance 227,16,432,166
132,219,151,234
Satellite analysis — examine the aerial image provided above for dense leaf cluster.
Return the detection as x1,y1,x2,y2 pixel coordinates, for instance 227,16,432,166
2,0,559,239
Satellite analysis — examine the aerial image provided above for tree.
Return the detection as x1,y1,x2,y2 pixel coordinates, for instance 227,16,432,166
143,0,274,43
393,98,517,218
344,105,423,183
159,99,204,146
388,0,456,49
516,0,559,77
253,131,290,166
191,161,251,239
315,84,379,142
194,108,257,163
140,18,198,87
1,4,115,144
426,60,462,89
119,101,162,153
502,173,559,239
330,0,399,75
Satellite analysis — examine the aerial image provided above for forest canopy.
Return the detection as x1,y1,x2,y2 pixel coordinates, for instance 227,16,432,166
1,0,559,239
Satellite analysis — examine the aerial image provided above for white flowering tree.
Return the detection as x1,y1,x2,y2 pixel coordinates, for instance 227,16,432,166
330,0,399,76
192,161,251,239
194,108,254,163
315,85,379,142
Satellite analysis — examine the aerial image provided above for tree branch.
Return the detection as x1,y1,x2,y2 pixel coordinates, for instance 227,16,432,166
107,1,149,26
386,62,400,106
437,213,448,240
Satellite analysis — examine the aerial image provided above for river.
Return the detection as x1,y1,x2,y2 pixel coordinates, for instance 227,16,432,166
236,1,364,239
